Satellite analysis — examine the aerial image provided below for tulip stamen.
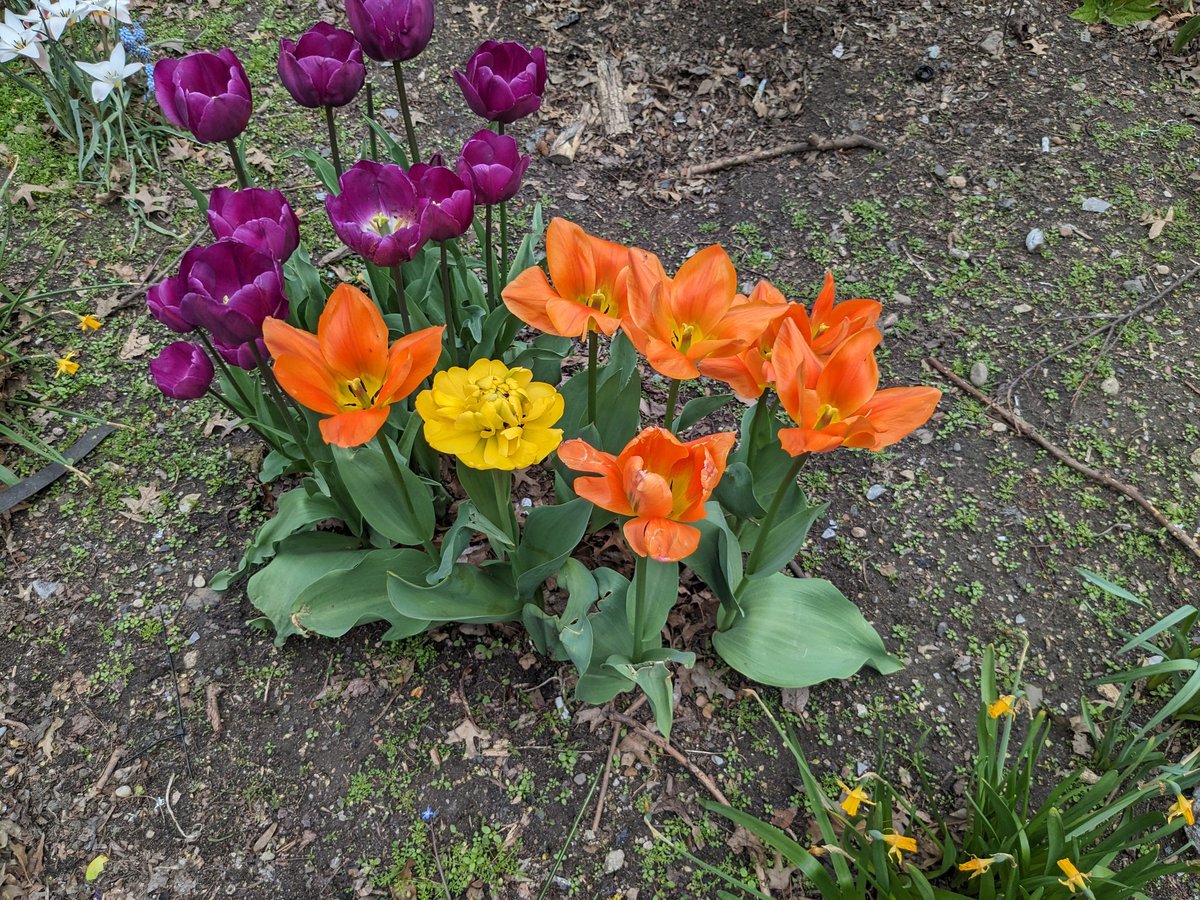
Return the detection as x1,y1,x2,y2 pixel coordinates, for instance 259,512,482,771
814,403,842,430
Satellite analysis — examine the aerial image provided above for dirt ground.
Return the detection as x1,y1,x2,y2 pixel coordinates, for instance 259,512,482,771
2,0,1200,897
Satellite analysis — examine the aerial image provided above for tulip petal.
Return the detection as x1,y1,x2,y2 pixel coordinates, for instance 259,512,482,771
501,265,561,334
696,354,763,402
852,386,942,449
771,319,822,419
317,283,389,384
670,245,736,330
810,270,836,324
319,406,390,447
379,325,444,404
816,328,882,416
624,517,700,562
545,218,596,305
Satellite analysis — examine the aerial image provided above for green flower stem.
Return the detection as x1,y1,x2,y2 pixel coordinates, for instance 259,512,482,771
391,60,420,163
439,241,461,366
587,329,599,425
324,104,343,179
225,138,251,189
497,122,510,283
196,332,254,413
664,379,681,432
491,468,517,558
365,81,379,160
391,262,413,333
740,452,807,589
249,341,310,469
377,431,438,559
484,204,496,309
628,556,648,662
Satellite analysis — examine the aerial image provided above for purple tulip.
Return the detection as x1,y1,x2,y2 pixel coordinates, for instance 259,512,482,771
325,160,427,266
410,161,474,242
213,336,265,370
146,270,195,334
176,241,288,347
345,0,434,63
207,187,300,262
150,341,214,400
154,49,253,144
453,40,547,125
278,22,366,108
456,130,530,206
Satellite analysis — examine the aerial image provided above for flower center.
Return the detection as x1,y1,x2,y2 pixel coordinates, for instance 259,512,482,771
671,323,697,353
583,290,616,316
339,376,381,411
814,403,841,430
813,322,830,338
367,211,409,237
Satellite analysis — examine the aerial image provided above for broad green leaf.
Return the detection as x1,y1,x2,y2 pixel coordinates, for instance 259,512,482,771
505,202,544,284
712,573,901,686
514,498,591,598
334,439,435,548
388,561,522,623
712,462,765,519
294,548,429,639
283,244,328,332
743,497,825,580
213,484,342,590
673,393,733,433
456,460,517,548
684,503,743,608
245,531,365,642
1175,14,1200,51
606,656,676,740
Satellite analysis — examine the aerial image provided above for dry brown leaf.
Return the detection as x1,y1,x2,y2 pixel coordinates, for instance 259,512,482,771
1140,206,1174,240
121,484,165,521
245,147,276,175
125,186,171,215
10,182,58,209
37,717,64,759
1024,36,1049,55
446,718,490,758
118,328,152,360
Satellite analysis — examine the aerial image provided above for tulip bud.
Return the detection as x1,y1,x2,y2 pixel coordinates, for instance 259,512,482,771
207,187,300,262
453,40,547,124
278,22,366,108
456,129,530,206
154,49,253,144
345,0,434,63
150,341,214,400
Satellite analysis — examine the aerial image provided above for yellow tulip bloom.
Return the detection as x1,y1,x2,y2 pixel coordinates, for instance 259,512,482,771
836,779,873,816
416,359,564,471
988,694,1016,718
1168,793,1195,826
1057,858,1091,893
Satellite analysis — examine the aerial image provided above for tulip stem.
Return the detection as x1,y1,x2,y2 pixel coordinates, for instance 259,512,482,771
484,204,496,309
499,200,509,288
196,332,253,413
392,60,420,164
632,554,649,662
250,341,310,469
587,330,599,425
324,105,343,179
438,242,461,366
378,432,438,559
742,452,807,585
664,379,681,433
225,138,250,190
365,81,379,160
390,263,413,333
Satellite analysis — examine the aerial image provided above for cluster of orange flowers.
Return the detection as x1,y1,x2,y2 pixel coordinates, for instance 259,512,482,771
503,218,942,458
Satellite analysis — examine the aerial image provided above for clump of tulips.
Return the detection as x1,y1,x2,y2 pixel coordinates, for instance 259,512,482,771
144,0,941,736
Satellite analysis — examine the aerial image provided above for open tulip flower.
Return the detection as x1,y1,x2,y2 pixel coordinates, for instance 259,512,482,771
454,40,547,125
410,161,475,243
623,245,784,381
326,160,427,267
416,360,564,470
797,271,883,360
176,240,288,348
773,319,941,455
560,427,735,562
154,49,252,144
262,284,443,447
207,187,300,262
502,218,630,339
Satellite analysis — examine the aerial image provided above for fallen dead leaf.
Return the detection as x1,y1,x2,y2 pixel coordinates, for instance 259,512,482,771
1140,206,1174,240
118,328,152,360
446,718,490,758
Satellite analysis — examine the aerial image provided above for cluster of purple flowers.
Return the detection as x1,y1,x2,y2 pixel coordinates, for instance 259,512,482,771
146,0,548,402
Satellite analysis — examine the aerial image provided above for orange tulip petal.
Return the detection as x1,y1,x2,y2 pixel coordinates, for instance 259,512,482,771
817,328,882,415
627,469,674,519
545,218,597,306
588,234,633,311
811,270,836,324
318,283,389,384
625,248,669,331
855,386,942,448
624,517,700,562
745,280,788,307
697,354,764,401
772,319,824,418
272,354,344,415
572,473,633,516
318,406,390,447
501,266,562,335
642,339,701,380
671,245,737,330
558,438,619,475
545,296,621,338
379,325,444,404
263,316,325,370
778,425,848,456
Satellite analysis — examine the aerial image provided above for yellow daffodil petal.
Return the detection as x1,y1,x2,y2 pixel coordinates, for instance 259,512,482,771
988,694,1016,718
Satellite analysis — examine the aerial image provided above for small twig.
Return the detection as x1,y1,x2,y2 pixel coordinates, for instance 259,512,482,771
162,772,198,842
674,133,886,178
928,356,1200,563
429,824,451,900
91,744,123,794
369,688,404,727
607,711,730,807
1181,379,1200,400
1004,262,1200,403
590,719,623,834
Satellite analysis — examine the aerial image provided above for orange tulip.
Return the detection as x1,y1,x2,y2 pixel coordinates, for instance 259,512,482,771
501,218,630,339
797,271,882,360
622,245,784,381
262,283,443,447
558,426,736,561
697,280,808,401
772,319,940,455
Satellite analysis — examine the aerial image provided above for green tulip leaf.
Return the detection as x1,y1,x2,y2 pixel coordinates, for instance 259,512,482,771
514,498,592,598
334,439,435,548
673,392,734,433
295,548,430,640
388,561,522,623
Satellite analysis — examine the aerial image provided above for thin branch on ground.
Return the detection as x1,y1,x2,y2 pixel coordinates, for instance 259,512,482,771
1003,262,1200,403
606,711,731,807
674,133,886,178
590,695,645,834
927,356,1200,563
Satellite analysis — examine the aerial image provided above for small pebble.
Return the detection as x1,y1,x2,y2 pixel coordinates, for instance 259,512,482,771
821,527,837,540
927,45,941,59
1081,197,1111,213
946,174,967,189
949,247,971,261
115,786,132,799
970,362,989,386
603,849,626,874
1013,303,1033,314
1015,614,1026,625
1122,277,1145,295
1025,228,1045,253
1100,376,1120,395
866,484,885,501
992,422,1008,433
573,773,587,786
851,527,867,539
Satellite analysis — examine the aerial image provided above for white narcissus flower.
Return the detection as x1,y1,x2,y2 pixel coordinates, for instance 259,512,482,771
76,43,140,103
0,9,48,70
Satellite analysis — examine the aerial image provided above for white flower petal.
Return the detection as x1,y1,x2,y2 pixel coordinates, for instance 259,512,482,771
91,79,113,103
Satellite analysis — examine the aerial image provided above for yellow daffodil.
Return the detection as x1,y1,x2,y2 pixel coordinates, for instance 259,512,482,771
77,313,102,331
1057,858,1091,894
879,831,917,865
55,351,80,377
1168,793,1195,826
988,694,1016,718
416,359,564,471
959,855,994,878
836,779,873,816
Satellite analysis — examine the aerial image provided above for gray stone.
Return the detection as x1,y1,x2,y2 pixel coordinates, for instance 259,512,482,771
949,247,971,260
1100,376,1120,395
927,45,941,59
866,484,885,501
821,526,837,540
32,580,61,600
979,31,1004,56
970,362,989,386
1025,228,1045,252
1122,277,1145,295
603,850,626,874
1081,197,1111,213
